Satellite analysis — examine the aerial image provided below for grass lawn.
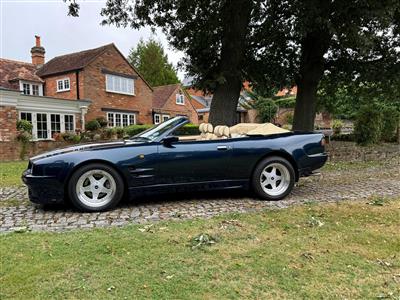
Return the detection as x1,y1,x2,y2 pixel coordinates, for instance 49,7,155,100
1,199,399,299
0,161,27,187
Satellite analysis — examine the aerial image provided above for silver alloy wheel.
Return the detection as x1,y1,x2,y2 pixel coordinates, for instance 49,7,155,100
75,169,116,208
260,162,290,196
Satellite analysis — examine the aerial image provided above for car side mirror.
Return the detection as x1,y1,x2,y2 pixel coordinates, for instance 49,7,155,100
162,136,179,147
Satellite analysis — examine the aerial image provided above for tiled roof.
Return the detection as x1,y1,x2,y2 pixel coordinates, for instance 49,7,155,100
36,44,113,77
191,95,211,108
0,58,43,90
152,84,180,109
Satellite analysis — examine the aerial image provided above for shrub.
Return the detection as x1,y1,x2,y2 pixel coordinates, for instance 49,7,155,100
96,116,109,128
16,131,32,160
285,113,294,125
71,134,82,143
332,119,344,135
103,127,117,139
175,124,200,136
274,97,296,108
354,105,383,146
380,108,399,142
124,125,152,137
115,127,125,139
61,132,81,143
255,97,278,123
16,120,33,133
85,119,101,131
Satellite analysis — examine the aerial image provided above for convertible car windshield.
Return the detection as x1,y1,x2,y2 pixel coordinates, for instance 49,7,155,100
130,116,187,142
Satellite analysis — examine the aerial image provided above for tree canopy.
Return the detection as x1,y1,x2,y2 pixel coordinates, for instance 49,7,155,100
65,0,400,128
127,38,179,87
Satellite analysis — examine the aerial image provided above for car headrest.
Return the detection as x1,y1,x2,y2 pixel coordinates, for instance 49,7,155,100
199,123,206,133
214,125,222,136
220,126,230,137
206,123,213,133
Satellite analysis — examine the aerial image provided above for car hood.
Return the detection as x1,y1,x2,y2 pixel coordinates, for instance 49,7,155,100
30,140,142,161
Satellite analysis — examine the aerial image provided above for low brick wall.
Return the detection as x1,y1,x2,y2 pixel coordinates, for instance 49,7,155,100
326,141,400,162
1,140,399,162
0,140,75,161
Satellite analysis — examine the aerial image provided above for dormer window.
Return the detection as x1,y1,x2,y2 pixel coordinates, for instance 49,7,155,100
57,78,70,92
20,81,43,96
176,93,184,105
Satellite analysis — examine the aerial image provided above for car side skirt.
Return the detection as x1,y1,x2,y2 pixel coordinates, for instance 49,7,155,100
128,179,249,197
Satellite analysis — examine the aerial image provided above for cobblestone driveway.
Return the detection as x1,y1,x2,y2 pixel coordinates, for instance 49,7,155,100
1,158,399,233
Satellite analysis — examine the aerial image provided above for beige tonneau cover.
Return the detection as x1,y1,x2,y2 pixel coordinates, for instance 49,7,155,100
246,123,290,136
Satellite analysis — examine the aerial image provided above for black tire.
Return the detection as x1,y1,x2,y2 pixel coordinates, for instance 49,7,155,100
252,156,295,201
68,163,124,212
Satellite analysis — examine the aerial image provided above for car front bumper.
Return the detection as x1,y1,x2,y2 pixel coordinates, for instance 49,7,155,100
22,169,65,204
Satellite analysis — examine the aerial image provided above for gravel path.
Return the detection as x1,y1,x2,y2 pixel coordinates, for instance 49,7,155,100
1,158,399,233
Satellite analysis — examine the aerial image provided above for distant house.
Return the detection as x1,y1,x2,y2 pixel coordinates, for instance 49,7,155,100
152,84,198,124
0,36,156,141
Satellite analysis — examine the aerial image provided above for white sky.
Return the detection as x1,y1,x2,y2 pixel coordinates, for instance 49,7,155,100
0,0,185,79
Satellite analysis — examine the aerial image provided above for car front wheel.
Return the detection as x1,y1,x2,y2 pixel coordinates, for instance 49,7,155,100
252,156,295,200
68,163,124,212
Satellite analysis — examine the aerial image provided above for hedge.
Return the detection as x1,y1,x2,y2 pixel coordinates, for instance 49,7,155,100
123,124,200,137
124,125,152,137
174,124,200,136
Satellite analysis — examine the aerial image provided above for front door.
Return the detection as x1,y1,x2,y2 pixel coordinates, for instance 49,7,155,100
156,139,233,185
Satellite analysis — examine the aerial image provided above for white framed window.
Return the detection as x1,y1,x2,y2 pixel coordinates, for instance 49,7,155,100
105,74,135,95
50,114,61,137
36,113,48,139
154,114,161,124
23,83,30,95
56,78,70,92
20,81,43,96
176,93,185,105
32,84,39,95
64,115,74,132
106,112,136,127
162,115,170,122
19,112,75,140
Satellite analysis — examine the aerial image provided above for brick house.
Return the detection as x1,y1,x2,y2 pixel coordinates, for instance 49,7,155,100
0,36,157,141
152,84,198,124
36,42,154,126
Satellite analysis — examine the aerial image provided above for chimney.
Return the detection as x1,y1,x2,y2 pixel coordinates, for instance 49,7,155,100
31,35,45,66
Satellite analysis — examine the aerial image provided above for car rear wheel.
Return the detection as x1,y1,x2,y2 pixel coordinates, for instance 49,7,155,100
68,163,124,212
252,156,295,200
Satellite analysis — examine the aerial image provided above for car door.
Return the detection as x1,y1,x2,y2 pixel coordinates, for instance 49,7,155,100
156,139,233,185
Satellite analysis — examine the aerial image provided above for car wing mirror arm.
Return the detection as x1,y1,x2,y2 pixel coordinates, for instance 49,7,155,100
161,136,179,148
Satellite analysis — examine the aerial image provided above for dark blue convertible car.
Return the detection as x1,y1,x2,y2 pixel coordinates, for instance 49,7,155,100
22,116,327,212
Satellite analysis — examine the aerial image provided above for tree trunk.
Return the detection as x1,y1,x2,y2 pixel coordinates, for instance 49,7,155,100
209,0,252,126
292,31,331,131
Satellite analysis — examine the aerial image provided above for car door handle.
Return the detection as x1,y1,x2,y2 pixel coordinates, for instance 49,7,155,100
217,145,229,151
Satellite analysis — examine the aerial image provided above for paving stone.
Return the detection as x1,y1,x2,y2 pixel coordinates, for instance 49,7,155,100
1,158,399,233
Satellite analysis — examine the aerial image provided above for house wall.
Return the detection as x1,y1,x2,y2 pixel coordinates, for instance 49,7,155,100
0,106,17,142
83,47,153,124
43,71,84,100
156,87,199,124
